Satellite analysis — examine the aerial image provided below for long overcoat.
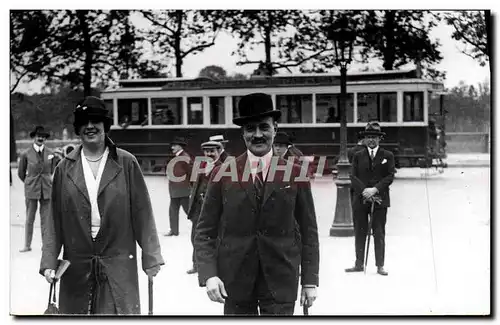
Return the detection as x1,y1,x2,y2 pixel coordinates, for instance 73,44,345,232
18,146,59,199
194,153,320,303
40,138,164,314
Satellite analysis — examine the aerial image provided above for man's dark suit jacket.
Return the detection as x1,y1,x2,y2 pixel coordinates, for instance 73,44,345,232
350,147,395,208
187,160,222,221
167,150,193,198
194,152,320,303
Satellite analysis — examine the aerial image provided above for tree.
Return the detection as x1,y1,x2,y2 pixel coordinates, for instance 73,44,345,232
358,11,443,76
10,10,54,93
11,10,146,96
219,10,330,76
442,10,490,67
138,10,222,77
198,65,227,79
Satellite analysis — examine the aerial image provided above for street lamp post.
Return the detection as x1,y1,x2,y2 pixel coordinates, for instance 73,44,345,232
329,16,356,237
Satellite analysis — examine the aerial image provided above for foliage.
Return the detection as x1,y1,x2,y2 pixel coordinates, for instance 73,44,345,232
138,10,223,77
198,65,227,79
441,10,490,67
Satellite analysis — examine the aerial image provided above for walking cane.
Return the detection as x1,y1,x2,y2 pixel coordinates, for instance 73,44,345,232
364,200,376,275
148,276,153,315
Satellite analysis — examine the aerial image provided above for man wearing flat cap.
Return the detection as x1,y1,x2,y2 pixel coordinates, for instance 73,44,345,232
166,136,193,236
186,139,224,275
195,93,319,315
346,121,395,276
40,96,164,314
18,125,60,252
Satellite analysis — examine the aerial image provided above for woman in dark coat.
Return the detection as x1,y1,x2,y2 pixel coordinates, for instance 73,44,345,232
40,96,164,315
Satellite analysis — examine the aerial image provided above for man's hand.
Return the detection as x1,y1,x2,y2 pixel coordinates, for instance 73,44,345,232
300,286,317,308
362,187,378,199
145,265,161,277
44,269,56,284
206,276,227,304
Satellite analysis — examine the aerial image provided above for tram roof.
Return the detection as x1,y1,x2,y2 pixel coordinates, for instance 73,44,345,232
106,69,440,92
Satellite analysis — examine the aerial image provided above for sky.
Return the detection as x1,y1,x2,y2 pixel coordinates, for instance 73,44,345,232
13,10,491,94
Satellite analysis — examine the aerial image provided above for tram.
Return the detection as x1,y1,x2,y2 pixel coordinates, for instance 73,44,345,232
100,69,447,175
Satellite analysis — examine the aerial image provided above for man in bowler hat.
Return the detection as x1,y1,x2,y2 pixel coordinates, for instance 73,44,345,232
186,139,224,274
166,137,193,236
18,125,60,252
195,93,319,315
346,122,395,276
40,96,164,314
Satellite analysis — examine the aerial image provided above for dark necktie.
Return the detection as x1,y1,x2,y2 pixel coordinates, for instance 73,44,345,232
370,150,375,160
38,149,43,160
254,160,264,199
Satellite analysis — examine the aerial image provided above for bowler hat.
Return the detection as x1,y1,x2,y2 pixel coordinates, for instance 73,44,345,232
73,96,112,135
209,134,229,143
359,121,386,137
274,132,293,145
171,136,187,147
29,125,50,138
201,140,223,150
233,93,281,126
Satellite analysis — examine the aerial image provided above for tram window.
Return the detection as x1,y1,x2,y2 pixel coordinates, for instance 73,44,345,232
276,94,313,124
209,97,225,124
404,92,424,121
117,98,148,126
188,97,203,125
151,98,182,125
357,92,397,122
103,100,114,124
316,93,354,123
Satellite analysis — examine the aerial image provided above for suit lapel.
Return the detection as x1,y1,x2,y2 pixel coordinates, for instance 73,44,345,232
236,153,258,210
66,148,91,205
97,156,122,197
261,158,285,208
372,148,384,167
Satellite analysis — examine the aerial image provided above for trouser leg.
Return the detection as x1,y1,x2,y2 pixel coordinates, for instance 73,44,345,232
353,203,369,266
169,197,181,234
23,198,38,249
372,208,388,267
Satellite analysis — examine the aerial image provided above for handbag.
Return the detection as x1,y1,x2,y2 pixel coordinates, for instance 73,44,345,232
44,281,59,315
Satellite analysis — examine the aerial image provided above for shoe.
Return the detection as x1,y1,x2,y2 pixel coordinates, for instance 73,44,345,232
19,247,32,253
186,267,198,274
345,265,364,273
377,267,388,276
164,231,179,236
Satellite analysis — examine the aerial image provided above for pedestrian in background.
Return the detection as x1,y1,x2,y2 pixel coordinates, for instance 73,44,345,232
18,125,60,252
209,134,232,163
195,93,319,315
346,122,395,276
165,136,193,236
186,139,224,275
40,96,164,314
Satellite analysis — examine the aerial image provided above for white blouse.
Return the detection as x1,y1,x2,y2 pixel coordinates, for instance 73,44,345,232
81,148,109,239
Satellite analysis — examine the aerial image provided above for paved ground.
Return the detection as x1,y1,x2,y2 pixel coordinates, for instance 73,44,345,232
9,166,490,316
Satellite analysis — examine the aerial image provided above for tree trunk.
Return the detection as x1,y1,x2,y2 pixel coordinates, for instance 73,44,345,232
77,11,93,96
264,12,273,76
175,10,183,77
382,10,396,70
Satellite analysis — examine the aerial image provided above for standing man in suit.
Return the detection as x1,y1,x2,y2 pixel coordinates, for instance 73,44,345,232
346,122,395,276
166,137,193,236
18,125,60,252
186,139,224,275
194,93,320,315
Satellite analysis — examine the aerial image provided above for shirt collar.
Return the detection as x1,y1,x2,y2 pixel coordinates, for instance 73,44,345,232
33,143,44,152
247,149,273,174
369,146,379,156
175,149,184,157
